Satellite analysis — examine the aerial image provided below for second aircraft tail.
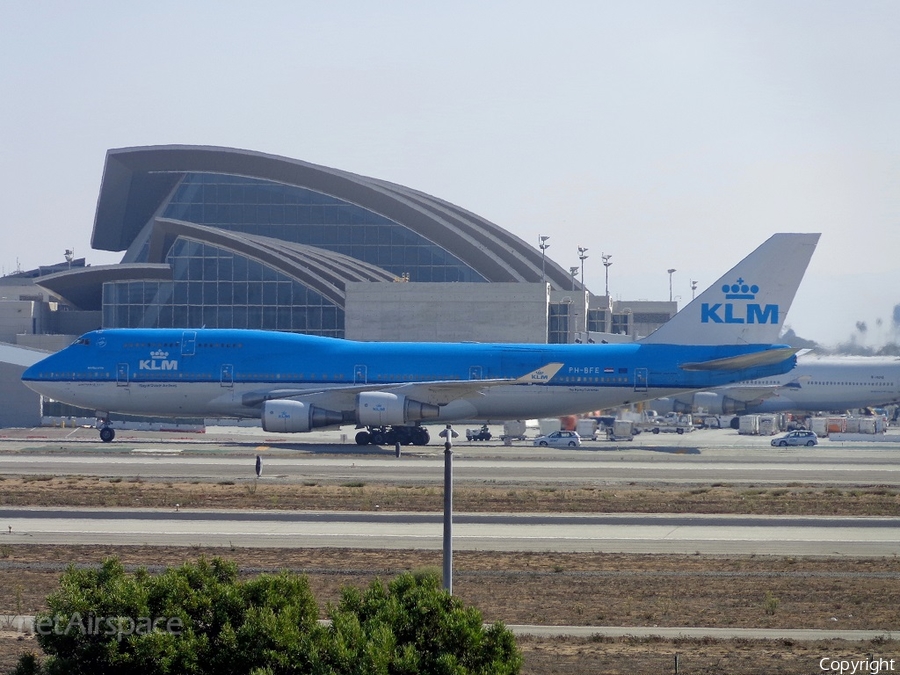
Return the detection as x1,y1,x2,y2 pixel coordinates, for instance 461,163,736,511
640,233,820,346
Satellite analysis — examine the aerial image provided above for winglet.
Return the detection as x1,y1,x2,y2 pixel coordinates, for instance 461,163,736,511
516,362,564,384
640,233,819,345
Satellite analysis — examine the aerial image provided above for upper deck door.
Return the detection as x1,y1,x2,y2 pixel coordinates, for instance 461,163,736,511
220,364,234,387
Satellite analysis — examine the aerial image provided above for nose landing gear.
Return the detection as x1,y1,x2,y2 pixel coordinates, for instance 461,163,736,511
97,416,115,443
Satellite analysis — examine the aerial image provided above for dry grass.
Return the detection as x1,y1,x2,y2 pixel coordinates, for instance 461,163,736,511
1,475,899,515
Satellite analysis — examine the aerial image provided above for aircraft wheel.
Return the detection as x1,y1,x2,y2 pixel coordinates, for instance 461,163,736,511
355,431,371,445
806,440,815,446
413,428,430,446
370,431,384,445
99,427,115,443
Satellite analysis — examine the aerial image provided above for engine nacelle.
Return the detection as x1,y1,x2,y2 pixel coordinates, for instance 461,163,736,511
357,391,440,427
691,391,747,415
262,400,343,433
651,396,694,414
654,392,750,416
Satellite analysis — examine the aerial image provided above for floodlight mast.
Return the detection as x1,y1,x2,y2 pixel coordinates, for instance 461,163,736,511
539,235,550,283
601,252,612,297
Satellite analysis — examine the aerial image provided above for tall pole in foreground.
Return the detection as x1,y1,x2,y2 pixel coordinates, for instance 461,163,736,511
439,424,457,593
668,268,676,302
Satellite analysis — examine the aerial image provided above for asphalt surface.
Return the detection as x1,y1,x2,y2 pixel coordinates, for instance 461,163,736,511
2,506,898,556
3,425,900,486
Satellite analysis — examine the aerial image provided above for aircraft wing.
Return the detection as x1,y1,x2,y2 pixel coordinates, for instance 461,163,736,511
242,363,564,409
713,385,782,404
716,374,810,404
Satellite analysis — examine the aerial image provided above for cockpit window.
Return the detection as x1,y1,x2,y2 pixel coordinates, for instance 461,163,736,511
73,337,91,346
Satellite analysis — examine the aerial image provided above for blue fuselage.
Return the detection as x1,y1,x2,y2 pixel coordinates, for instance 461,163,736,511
22,328,797,421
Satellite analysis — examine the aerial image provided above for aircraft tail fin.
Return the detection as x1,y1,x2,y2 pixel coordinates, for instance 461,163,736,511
640,233,819,345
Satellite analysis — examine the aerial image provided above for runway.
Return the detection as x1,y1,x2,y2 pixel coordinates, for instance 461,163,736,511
1,451,899,486
2,507,898,556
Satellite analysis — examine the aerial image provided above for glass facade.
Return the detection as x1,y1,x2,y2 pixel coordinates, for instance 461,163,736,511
587,309,607,334
548,303,570,344
103,237,343,336
159,173,486,283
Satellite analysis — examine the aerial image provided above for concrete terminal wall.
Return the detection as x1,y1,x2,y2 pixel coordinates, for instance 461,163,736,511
344,282,549,343
0,361,39,428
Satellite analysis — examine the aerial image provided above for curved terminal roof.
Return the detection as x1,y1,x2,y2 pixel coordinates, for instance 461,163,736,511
92,145,579,291
147,218,398,307
35,264,173,311
38,220,399,311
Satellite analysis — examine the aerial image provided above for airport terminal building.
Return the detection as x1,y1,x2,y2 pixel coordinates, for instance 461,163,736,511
0,145,675,426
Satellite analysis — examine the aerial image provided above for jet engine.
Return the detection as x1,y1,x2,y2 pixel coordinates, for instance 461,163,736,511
262,400,344,433
687,392,748,415
652,392,748,416
357,391,440,426
650,396,694,414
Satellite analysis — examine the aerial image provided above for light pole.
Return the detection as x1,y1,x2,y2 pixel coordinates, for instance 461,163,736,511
690,279,698,300
578,247,590,334
539,235,550,283
569,266,579,291
667,268,676,302
601,253,612,297
577,246,589,288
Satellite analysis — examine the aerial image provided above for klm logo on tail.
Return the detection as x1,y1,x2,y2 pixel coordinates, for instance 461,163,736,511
701,279,778,325
139,349,179,371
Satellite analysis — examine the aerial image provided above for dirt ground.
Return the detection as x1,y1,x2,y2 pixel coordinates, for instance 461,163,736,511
1,545,899,674
4,631,897,675
1,475,899,673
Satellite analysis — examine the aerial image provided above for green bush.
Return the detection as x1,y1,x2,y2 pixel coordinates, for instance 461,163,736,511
14,559,521,675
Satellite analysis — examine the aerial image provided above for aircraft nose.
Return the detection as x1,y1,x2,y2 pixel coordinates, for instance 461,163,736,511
21,355,53,391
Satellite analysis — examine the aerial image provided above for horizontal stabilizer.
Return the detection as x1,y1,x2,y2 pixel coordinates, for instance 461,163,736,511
680,347,798,372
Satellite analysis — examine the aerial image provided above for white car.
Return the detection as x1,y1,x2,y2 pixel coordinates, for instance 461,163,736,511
533,430,582,448
770,430,818,447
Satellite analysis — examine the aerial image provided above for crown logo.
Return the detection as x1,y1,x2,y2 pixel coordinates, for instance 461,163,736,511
721,278,759,300
150,349,169,359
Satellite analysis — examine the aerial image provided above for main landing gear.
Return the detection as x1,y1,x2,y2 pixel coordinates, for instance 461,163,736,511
355,425,430,446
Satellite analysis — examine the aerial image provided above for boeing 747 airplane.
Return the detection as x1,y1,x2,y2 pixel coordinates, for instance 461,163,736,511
22,233,819,444
651,354,900,417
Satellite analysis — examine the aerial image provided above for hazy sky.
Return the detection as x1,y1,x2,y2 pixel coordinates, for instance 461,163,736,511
2,1,898,347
